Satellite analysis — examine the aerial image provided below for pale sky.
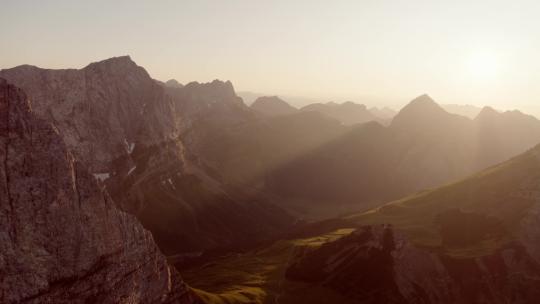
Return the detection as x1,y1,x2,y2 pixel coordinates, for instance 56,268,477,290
2,0,540,115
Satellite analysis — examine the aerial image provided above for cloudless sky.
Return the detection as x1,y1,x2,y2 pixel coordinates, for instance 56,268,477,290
2,0,540,114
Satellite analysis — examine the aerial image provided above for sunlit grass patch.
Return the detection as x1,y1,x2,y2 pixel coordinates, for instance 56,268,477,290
184,228,356,304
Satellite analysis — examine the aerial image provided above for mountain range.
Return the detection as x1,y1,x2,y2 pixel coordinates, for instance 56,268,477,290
250,96,394,125
3,56,540,303
235,93,540,218
184,141,540,304
0,57,294,257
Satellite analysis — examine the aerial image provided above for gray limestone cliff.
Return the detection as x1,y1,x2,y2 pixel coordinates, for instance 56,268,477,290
0,78,200,304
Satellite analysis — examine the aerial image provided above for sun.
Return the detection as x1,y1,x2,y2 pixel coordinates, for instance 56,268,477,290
467,51,500,79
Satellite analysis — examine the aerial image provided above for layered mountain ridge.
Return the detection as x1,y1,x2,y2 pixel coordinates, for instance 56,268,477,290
184,143,540,304
4,55,540,303
3,56,539,244
249,96,393,124
0,57,294,256
300,101,384,125
262,93,540,218
285,143,540,303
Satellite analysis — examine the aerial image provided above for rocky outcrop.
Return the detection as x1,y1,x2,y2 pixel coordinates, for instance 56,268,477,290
166,79,251,133
1,58,294,255
111,80,293,254
0,78,199,303
0,56,177,173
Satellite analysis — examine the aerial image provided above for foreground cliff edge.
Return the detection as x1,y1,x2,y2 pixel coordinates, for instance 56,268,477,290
0,78,200,303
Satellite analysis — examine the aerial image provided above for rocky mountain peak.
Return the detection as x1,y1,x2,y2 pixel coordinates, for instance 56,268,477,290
0,78,199,303
475,106,500,121
403,94,440,111
253,95,287,104
0,56,178,173
391,94,466,130
181,79,240,104
85,55,134,67
83,55,152,80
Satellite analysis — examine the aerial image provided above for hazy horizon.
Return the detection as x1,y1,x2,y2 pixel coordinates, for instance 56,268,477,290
2,0,540,115
5,2,540,303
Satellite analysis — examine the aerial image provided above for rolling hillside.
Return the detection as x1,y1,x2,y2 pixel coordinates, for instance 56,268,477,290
183,144,540,303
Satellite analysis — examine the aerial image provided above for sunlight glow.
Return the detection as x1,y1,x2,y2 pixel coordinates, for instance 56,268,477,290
467,51,500,79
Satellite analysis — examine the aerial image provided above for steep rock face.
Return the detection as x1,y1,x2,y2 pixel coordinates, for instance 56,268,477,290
0,79,199,303
103,78,294,254
0,56,177,173
166,79,251,132
1,58,294,255
164,80,275,186
104,139,293,255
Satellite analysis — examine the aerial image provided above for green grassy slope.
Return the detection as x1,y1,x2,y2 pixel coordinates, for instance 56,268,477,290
183,228,357,304
183,145,540,304
349,144,540,256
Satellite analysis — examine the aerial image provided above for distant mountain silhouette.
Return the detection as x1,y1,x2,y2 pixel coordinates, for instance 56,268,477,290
250,96,298,116
473,106,540,169
442,103,484,118
174,91,540,220
369,106,397,120
391,94,471,131
237,91,325,107
165,78,184,88
260,94,540,218
300,101,383,125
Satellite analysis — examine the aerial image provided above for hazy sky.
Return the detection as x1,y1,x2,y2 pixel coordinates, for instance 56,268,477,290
2,0,540,114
